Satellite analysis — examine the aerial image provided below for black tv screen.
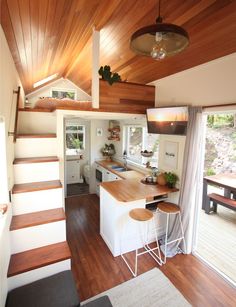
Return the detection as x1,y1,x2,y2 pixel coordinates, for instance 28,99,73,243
146,107,188,135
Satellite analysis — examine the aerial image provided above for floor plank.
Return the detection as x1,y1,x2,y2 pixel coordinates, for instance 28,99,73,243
197,204,236,283
65,194,236,306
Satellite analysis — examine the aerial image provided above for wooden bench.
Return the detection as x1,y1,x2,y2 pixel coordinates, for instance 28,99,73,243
205,193,236,214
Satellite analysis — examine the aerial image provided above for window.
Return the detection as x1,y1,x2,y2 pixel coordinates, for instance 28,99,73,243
124,125,159,167
66,124,85,155
51,88,77,100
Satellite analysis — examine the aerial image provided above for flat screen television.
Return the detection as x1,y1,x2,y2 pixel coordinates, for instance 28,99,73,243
146,106,188,135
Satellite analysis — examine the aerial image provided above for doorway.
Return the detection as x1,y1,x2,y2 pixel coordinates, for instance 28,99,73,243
64,118,90,197
194,111,236,285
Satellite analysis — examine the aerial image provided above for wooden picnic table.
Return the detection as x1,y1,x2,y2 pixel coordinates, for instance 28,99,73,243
202,173,236,213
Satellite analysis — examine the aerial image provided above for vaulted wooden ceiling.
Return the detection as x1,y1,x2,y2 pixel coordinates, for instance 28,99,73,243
1,0,236,95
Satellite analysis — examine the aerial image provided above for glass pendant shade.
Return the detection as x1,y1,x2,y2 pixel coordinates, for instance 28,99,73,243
130,23,189,59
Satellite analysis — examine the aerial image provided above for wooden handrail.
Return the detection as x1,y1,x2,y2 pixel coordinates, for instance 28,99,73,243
8,86,21,143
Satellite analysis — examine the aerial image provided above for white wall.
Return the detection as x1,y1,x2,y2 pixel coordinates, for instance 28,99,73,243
152,53,236,107
27,78,91,107
0,25,24,307
158,135,186,188
0,205,12,307
0,26,24,190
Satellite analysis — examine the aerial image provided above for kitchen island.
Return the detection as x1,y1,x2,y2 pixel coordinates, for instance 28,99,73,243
100,178,178,257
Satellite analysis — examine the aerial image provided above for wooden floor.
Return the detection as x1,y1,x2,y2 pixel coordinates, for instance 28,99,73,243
65,194,236,307
67,182,90,197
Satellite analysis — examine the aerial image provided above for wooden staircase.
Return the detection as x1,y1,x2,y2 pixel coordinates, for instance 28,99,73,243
8,133,71,291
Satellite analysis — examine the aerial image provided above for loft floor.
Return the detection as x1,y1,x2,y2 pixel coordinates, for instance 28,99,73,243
65,194,236,306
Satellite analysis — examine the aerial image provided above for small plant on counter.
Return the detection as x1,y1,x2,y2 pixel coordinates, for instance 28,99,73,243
164,172,178,188
98,65,121,85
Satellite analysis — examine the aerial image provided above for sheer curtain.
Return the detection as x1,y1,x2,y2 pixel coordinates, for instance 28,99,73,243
162,106,205,256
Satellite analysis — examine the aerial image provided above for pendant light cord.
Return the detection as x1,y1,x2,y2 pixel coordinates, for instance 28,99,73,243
156,0,163,23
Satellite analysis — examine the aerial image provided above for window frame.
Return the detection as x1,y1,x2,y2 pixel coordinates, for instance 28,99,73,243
124,124,159,167
65,124,85,155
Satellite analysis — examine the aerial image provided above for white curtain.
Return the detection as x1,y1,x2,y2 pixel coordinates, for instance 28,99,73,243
162,106,205,256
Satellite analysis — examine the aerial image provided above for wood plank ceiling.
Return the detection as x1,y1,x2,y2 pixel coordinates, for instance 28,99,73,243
1,0,236,95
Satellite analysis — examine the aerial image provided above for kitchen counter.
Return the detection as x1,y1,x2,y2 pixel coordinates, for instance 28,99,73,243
96,160,144,180
97,160,177,202
98,160,179,257
101,179,178,202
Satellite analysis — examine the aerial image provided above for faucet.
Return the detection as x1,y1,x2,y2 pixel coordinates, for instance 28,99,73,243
123,150,127,170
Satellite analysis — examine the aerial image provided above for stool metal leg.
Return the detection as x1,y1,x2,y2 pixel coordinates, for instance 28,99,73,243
121,217,162,277
144,217,162,266
162,212,186,264
163,213,170,264
178,212,186,253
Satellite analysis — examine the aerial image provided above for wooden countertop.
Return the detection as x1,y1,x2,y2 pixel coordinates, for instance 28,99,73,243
96,160,144,180
101,179,178,202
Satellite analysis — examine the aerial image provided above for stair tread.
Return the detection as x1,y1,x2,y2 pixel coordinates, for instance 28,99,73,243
13,156,59,164
16,134,56,138
12,180,62,194
7,242,71,277
10,208,65,230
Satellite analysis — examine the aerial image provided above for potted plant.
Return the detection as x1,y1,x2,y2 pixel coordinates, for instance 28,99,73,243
101,143,115,160
164,172,178,188
98,65,121,85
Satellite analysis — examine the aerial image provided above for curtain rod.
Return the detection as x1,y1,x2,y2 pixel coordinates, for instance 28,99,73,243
202,102,236,110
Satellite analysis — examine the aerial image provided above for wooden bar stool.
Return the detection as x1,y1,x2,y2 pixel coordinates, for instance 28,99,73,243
121,208,162,277
157,202,186,264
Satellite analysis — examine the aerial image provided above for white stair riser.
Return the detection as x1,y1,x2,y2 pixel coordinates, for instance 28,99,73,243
18,112,56,134
12,188,63,215
11,220,66,254
8,260,70,291
14,162,59,184
15,138,57,158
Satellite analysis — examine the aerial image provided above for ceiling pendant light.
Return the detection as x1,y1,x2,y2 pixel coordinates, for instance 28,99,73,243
130,0,189,60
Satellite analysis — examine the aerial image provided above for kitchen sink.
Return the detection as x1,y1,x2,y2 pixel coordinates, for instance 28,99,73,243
112,166,130,172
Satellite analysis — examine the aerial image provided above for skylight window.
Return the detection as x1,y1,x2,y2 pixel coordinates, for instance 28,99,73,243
33,73,58,88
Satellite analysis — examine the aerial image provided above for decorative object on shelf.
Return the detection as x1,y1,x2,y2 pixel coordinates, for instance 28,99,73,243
157,172,167,186
130,0,189,60
96,128,103,136
98,65,121,85
101,143,116,161
108,121,120,141
151,167,159,183
164,172,178,188
141,150,153,157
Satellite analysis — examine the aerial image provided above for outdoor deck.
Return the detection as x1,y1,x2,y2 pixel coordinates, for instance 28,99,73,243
197,191,236,284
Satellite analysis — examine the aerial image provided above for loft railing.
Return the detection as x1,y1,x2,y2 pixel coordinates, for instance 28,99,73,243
8,86,21,143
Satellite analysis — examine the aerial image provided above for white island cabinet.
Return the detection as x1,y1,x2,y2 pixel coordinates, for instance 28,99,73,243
100,179,179,257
